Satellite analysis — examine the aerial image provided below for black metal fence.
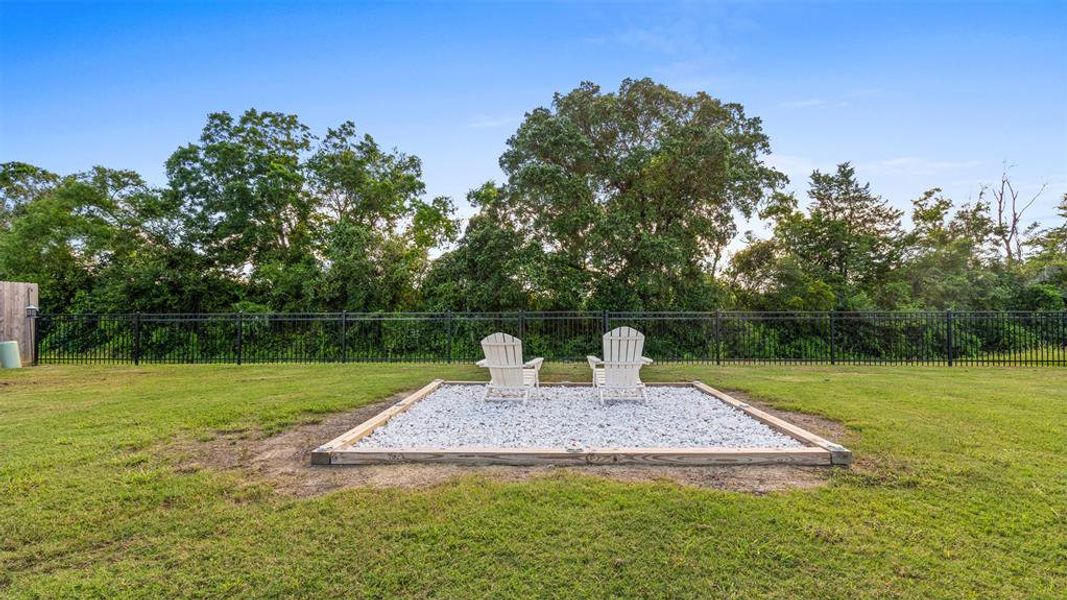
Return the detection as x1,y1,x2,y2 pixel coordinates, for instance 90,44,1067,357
30,310,1067,366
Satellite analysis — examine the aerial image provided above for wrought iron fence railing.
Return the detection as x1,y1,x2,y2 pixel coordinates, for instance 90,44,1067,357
30,310,1067,366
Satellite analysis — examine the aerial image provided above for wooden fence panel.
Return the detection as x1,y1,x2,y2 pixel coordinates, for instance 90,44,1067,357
0,281,39,365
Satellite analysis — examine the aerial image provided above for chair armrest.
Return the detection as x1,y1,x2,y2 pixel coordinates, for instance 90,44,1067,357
523,357,544,370
476,359,488,368
586,355,603,368
641,356,654,365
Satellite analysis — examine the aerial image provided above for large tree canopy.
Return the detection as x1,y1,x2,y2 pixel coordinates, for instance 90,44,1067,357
497,78,786,309
307,121,457,312
1,161,60,231
765,163,906,308
0,165,183,311
166,110,315,273
163,110,456,312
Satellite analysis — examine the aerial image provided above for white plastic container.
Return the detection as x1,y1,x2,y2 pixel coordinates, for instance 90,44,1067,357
0,341,22,368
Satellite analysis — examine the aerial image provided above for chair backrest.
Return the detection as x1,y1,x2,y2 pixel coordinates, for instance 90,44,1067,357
602,326,645,388
481,332,525,388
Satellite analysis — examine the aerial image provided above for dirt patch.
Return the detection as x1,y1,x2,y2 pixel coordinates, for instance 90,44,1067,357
171,389,850,497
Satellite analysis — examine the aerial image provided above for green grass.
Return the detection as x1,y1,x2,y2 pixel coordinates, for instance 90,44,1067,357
1,363,1064,599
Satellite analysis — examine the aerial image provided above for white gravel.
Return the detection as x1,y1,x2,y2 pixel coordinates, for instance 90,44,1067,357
353,385,804,449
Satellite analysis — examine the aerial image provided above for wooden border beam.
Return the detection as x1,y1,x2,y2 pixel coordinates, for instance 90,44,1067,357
690,381,853,465
311,379,444,465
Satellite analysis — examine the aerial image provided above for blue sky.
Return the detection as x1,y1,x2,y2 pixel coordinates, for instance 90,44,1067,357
2,1,1065,235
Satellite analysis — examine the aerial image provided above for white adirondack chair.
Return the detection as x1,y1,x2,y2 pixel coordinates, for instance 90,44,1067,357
476,332,544,401
587,326,653,403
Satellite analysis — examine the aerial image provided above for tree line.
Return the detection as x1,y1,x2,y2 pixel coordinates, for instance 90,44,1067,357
2,79,1065,314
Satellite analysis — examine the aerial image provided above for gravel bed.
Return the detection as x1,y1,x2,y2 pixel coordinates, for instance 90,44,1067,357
353,385,804,449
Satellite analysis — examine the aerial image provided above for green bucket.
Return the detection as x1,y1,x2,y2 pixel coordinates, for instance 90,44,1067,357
0,341,22,369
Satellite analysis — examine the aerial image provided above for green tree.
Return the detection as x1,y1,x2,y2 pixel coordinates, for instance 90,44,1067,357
421,183,542,311
899,188,1015,309
767,164,905,308
727,233,836,311
0,161,59,231
1029,194,1067,262
307,121,457,311
498,78,785,310
1020,193,1067,307
0,167,179,311
165,109,315,278
166,111,456,312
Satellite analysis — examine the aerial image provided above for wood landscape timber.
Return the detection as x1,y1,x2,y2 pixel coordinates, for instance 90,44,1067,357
326,446,832,466
691,381,854,465
310,379,445,464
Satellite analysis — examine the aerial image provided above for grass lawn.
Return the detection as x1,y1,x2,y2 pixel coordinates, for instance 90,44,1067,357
1,363,1064,598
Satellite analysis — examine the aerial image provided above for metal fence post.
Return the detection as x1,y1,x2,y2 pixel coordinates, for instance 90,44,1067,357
1062,311,1067,367
446,311,453,364
340,311,347,363
714,310,722,365
26,305,39,366
519,310,526,339
602,310,609,334
133,312,142,365
236,312,244,365
1062,310,1067,366
829,312,836,365
946,309,954,367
